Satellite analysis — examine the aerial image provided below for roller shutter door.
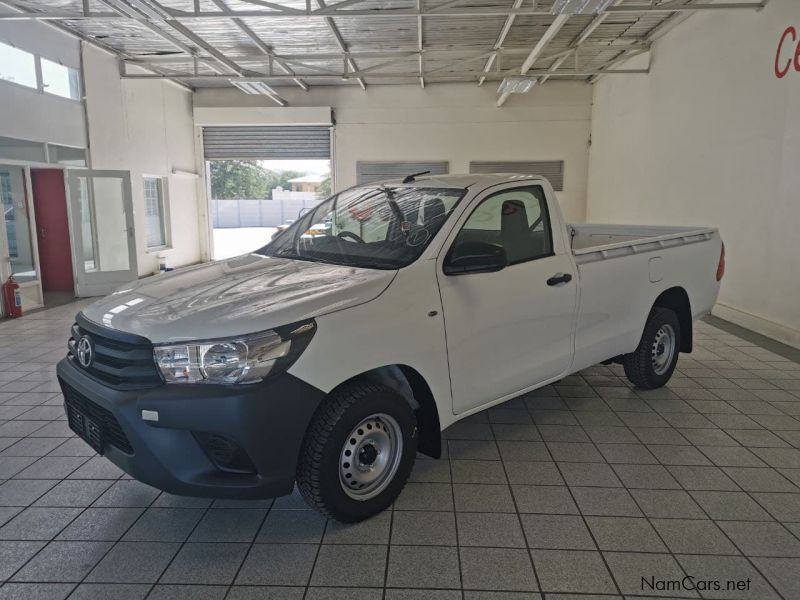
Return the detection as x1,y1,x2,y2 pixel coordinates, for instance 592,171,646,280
203,126,331,160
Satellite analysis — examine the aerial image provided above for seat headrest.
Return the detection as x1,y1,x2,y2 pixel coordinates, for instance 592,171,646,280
422,198,446,224
501,199,528,233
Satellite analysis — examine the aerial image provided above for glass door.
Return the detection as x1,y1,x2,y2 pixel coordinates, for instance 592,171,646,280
67,170,137,297
0,164,38,284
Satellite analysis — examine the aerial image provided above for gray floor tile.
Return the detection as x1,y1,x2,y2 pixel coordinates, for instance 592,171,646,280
56,507,142,541
596,444,658,465
449,440,500,461
752,492,800,520
33,480,111,507
147,585,227,600
386,545,460,589
503,462,563,486
0,583,75,600
459,547,538,591
390,510,456,546
531,549,616,594
457,512,526,547
91,481,159,507
160,542,249,584
451,460,507,484
394,482,453,511
85,541,179,583
511,485,578,514
689,491,773,520
498,441,550,462
586,516,666,552
612,464,680,489
0,540,46,581
666,465,740,491
651,519,739,555
558,463,621,487
630,489,705,518
571,487,641,517
718,521,800,556
386,591,461,600
545,443,603,463
603,552,692,597
189,508,266,542
0,507,81,540
13,541,113,582
226,586,304,600
306,588,383,600
122,507,204,542
235,543,317,585
453,483,516,512
257,509,326,543
520,514,595,550
323,512,389,545
722,467,798,492
68,583,150,600
310,544,386,587
678,555,781,599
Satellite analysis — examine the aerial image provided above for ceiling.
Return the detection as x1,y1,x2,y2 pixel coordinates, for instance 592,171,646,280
0,0,766,105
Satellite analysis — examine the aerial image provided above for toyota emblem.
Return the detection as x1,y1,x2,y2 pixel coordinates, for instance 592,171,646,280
76,336,94,368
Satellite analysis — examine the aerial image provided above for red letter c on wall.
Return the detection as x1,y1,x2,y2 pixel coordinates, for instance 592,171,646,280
775,26,797,78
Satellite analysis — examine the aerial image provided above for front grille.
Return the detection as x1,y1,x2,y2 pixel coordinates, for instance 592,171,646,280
68,316,162,389
63,382,134,455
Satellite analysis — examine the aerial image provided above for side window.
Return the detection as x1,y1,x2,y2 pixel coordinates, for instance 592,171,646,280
450,185,552,266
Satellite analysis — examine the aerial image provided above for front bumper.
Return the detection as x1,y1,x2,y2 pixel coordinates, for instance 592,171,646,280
57,357,325,499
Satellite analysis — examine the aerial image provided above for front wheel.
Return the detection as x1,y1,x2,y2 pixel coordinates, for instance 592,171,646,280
623,307,681,389
296,381,417,522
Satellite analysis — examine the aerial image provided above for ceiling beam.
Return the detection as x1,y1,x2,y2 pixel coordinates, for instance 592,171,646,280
208,0,308,91
0,1,767,20
497,13,569,107
478,0,523,87
120,68,649,82
315,0,366,90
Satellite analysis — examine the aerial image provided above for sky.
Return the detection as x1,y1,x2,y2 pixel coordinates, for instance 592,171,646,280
259,159,330,175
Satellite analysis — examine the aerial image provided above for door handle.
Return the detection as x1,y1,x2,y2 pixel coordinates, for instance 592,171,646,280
547,273,573,286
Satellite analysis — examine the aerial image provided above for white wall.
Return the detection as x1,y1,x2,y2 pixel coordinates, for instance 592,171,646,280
0,21,85,148
587,0,800,348
193,82,593,223
83,46,202,276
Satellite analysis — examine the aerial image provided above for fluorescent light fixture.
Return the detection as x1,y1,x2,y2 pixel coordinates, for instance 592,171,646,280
551,0,613,15
230,79,277,95
497,77,537,94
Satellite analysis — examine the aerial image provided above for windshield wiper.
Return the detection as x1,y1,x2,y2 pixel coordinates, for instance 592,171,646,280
381,186,408,238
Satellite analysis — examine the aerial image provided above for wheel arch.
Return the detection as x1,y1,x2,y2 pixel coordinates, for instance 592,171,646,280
329,364,442,458
652,286,692,353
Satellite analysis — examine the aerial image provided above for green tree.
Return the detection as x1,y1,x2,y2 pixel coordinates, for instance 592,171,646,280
210,160,271,199
318,175,332,197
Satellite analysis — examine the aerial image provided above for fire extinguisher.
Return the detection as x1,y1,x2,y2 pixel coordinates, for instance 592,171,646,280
2,275,22,318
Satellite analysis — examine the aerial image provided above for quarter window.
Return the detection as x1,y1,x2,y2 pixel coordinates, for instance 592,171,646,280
143,177,169,250
449,185,552,266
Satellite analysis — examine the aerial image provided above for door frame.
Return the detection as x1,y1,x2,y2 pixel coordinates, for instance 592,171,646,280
65,169,138,297
0,163,45,313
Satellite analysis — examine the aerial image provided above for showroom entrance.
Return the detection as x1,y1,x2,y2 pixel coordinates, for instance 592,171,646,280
202,125,332,260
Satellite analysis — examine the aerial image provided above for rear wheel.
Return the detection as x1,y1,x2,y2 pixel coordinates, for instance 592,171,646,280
297,381,417,522
623,307,681,389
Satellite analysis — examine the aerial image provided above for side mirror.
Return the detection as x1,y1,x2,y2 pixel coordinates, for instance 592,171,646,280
443,241,507,275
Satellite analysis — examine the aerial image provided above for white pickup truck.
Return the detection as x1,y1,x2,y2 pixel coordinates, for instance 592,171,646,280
57,174,724,521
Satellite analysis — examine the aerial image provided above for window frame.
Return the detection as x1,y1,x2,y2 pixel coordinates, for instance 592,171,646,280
143,176,171,252
0,38,82,102
444,184,555,271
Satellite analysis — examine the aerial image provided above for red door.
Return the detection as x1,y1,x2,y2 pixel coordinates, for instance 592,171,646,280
31,169,74,292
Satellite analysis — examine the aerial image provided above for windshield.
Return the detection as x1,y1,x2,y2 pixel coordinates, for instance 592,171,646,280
258,185,466,269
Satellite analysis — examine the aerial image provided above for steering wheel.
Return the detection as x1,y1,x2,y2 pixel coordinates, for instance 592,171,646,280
337,230,365,243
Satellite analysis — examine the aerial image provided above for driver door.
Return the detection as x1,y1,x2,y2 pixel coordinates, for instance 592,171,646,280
437,183,577,415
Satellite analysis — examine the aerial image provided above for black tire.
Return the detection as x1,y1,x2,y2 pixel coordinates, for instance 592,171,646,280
623,307,681,389
296,381,418,522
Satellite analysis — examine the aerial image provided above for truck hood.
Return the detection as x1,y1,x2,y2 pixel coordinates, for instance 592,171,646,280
80,254,397,344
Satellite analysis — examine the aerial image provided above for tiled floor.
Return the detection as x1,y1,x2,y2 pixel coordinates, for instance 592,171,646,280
1,300,800,600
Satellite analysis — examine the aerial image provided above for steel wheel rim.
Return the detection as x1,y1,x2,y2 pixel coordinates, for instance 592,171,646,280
651,323,676,375
339,413,403,500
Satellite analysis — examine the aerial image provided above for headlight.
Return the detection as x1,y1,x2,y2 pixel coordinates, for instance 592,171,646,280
153,320,316,384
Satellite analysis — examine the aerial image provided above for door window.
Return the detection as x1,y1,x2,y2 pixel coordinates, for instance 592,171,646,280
448,185,552,266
